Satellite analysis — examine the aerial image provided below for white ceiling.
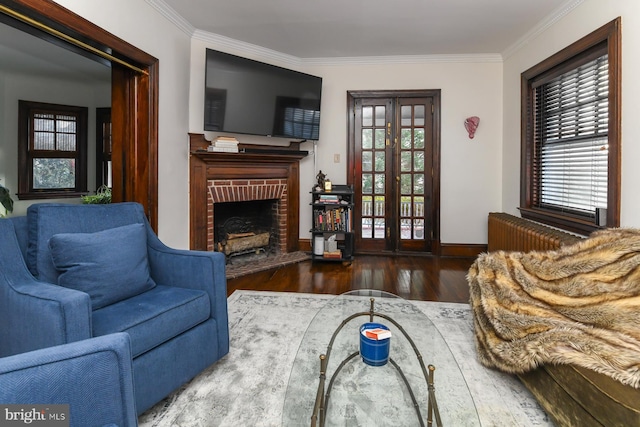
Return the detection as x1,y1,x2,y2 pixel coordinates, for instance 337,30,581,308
158,0,581,59
0,0,582,81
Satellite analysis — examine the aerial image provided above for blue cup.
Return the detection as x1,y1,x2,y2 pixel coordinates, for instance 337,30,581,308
360,322,391,366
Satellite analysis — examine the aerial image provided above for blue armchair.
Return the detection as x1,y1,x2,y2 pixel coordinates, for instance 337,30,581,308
0,333,137,427
0,202,229,415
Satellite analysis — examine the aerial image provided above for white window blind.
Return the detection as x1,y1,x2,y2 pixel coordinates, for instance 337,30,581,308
533,54,609,218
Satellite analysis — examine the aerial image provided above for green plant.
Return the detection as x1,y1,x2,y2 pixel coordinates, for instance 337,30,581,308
0,183,14,217
82,185,112,204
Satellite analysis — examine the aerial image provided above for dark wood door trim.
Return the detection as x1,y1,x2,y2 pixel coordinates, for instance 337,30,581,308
347,90,441,254
3,0,159,230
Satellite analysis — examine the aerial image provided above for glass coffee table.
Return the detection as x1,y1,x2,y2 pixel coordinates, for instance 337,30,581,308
282,290,479,426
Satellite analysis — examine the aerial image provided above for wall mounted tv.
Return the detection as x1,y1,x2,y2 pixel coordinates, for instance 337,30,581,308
204,49,322,141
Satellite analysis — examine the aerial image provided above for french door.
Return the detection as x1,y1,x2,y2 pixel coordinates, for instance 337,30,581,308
347,90,440,254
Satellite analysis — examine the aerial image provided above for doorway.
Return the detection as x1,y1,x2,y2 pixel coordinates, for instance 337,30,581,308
347,90,441,254
1,0,159,229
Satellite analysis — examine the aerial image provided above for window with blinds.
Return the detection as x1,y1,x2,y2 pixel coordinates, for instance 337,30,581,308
532,54,609,218
17,100,88,199
520,17,620,234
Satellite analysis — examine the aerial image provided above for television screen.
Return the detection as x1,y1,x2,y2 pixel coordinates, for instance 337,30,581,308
204,49,322,141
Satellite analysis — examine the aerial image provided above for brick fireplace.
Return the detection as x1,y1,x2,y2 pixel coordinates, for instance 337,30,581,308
189,133,307,254
207,179,288,252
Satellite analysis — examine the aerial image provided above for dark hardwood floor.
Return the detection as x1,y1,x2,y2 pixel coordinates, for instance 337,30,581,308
227,255,475,303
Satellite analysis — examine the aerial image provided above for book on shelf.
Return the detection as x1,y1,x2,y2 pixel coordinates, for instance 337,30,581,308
317,194,340,204
314,207,350,232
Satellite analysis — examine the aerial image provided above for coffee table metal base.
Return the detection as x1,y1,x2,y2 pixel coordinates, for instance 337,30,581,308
310,297,443,427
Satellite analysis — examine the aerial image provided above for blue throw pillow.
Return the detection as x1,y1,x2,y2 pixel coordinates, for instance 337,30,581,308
49,223,156,310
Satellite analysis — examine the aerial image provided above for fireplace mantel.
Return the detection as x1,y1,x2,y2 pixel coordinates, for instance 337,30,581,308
189,133,307,252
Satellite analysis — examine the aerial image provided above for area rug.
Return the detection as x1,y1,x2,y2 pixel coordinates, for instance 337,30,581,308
225,251,310,279
138,291,553,426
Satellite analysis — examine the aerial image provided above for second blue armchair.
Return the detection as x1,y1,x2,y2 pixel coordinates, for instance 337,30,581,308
0,202,229,416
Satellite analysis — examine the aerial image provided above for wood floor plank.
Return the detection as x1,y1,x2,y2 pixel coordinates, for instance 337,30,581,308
226,255,475,303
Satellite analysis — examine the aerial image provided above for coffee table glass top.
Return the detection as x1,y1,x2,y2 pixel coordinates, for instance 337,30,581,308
282,290,480,426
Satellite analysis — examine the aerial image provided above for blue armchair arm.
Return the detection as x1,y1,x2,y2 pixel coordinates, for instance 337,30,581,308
0,332,137,427
146,227,229,355
0,220,92,358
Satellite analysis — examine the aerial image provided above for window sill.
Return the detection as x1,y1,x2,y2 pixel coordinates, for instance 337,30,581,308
518,207,600,237
17,191,86,201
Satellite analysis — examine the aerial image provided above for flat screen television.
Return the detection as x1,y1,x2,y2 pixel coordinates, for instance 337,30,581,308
204,49,322,141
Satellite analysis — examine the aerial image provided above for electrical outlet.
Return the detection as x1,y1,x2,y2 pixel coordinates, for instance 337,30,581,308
334,154,340,163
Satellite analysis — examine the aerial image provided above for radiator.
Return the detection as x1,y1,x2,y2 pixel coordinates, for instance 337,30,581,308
487,212,580,252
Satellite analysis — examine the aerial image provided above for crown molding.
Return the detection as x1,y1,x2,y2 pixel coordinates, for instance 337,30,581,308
502,0,585,60
192,30,303,67
194,29,502,66
302,54,503,66
145,0,195,36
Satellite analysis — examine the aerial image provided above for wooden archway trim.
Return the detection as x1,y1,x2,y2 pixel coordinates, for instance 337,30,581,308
5,0,159,230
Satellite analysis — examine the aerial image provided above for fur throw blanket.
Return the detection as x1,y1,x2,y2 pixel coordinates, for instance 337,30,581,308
468,228,640,388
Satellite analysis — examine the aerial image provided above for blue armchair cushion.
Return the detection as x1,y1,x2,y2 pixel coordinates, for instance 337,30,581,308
26,203,148,282
93,285,211,357
49,223,156,310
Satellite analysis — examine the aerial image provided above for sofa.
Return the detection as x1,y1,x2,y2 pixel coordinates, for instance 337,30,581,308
0,333,138,427
0,202,229,415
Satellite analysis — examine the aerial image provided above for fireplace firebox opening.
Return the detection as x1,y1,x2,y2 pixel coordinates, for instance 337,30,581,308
214,199,279,261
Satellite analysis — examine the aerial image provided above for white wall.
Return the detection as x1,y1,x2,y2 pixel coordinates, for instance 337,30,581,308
189,37,504,244
53,0,640,248
54,0,192,248
0,70,110,216
502,0,640,228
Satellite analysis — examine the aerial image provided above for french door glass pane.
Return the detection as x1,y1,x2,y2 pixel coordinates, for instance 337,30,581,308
414,174,424,194
374,196,385,216
363,107,373,127
362,152,372,171
375,106,386,127
374,218,385,238
400,105,412,126
374,129,386,149
362,129,373,149
401,129,412,149
374,174,385,194
362,174,373,193
414,152,424,171
414,106,425,126
401,174,411,194
401,218,411,239
413,219,425,240
401,152,411,172
414,129,425,149
400,196,412,216
414,197,424,217
375,152,385,171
